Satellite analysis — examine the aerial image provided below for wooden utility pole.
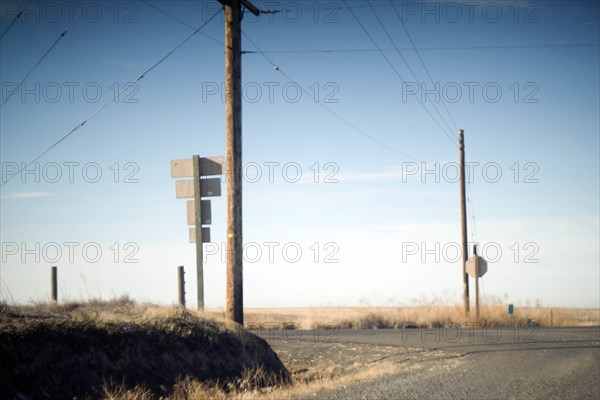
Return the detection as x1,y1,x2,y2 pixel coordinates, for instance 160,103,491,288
223,0,259,324
474,244,479,319
459,129,470,315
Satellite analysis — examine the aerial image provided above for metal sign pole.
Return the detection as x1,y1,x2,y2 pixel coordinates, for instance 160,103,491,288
171,155,223,311
193,155,204,310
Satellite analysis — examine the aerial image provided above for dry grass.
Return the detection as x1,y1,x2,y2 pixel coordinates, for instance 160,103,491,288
2,297,403,399
1,297,289,399
232,300,599,329
102,360,400,400
251,360,399,400
102,367,280,400
1,295,239,330
4,297,597,399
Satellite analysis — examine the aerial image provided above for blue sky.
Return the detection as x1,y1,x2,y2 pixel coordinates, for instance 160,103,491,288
1,0,598,309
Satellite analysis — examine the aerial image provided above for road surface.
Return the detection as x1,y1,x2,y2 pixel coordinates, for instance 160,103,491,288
265,326,600,399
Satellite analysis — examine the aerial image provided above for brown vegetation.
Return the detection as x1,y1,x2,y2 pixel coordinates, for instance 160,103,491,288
0,297,289,399
2,297,596,399
236,301,599,330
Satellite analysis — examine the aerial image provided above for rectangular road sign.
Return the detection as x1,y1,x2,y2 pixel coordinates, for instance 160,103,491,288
187,200,212,225
175,178,221,199
189,227,211,243
170,157,224,178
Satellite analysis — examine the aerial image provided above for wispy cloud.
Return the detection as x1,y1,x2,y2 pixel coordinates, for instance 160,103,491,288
339,161,454,183
337,168,405,183
2,192,53,200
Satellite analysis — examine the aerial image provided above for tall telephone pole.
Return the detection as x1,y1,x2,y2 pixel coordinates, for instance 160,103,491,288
222,0,259,325
459,129,470,316
474,244,480,320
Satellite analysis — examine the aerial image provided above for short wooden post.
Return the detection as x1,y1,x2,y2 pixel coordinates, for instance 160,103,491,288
178,266,186,308
50,266,57,303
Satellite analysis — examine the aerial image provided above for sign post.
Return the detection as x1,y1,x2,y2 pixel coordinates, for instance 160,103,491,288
466,244,488,320
192,155,204,309
171,155,223,310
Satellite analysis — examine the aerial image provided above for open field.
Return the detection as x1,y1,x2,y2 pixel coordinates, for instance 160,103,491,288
209,304,600,330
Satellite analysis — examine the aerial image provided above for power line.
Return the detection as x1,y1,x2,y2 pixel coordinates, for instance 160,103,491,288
342,0,456,145
0,1,30,41
466,179,479,244
344,0,477,241
1,9,222,188
0,1,90,108
271,0,599,13
389,0,459,134
142,1,426,162
241,43,599,54
140,0,225,48
466,186,475,243
241,31,425,163
365,0,457,144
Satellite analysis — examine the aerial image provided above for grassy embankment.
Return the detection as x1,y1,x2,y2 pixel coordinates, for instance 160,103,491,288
0,298,289,399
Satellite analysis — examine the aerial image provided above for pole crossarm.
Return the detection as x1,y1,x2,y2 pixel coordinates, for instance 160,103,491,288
217,0,261,16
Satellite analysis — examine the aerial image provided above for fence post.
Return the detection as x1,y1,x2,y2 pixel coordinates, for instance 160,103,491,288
178,266,186,308
50,266,57,303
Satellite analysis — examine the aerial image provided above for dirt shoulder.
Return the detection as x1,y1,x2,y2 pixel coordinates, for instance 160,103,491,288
259,334,461,399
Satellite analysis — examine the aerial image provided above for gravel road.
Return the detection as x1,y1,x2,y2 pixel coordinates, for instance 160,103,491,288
263,326,600,399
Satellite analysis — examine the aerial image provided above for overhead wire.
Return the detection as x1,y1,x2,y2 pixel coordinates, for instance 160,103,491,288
365,0,457,144
389,0,459,133
267,1,430,13
0,9,223,188
0,1,31,40
368,0,478,244
1,1,478,237
341,0,457,146
363,0,478,246
0,1,90,108
241,43,600,54
242,31,425,162
141,2,426,162
466,179,479,244
382,0,480,243
140,0,225,48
